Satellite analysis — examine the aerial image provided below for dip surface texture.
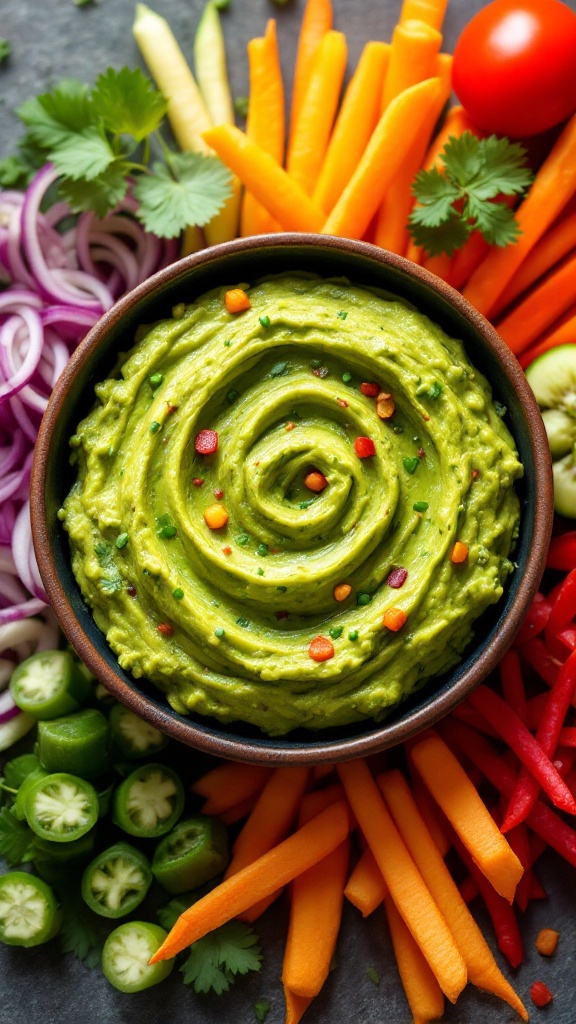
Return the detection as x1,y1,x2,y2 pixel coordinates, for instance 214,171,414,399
62,275,523,735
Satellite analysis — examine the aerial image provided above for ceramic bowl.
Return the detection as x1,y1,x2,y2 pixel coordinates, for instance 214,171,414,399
30,234,553,765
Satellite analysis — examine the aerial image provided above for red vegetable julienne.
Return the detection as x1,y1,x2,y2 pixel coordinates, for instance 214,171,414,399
354,436,376,458
453,833,524,969
360,382,380,397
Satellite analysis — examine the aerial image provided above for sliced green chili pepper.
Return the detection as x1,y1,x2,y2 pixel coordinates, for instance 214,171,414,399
112,763,185,838
81,842,152,919
0,871,62,947
24,772,99,843
33,832,97,884
102,921,174,992
15,767,49,820
37,709,110,779
9,650,90,720
109,704,168,760
151,816,229,894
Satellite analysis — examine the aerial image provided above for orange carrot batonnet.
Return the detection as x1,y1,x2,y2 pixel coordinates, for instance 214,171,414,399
289,0,333,147
218,795,258,826
283,984,312,1024
313,40,390,214
378,770,528,1019
519,313,576,370
286,30,347,196
399,0,449,31
192,762,271,808
385,895,445,1024
336,758,468,1003
202,125,326,233
448,230,490,290
344,845,388,916
150,799,352,963
492,209,576,317
462,110,576,318
409,733,524,903
381,18,442,111
495,251,576,356
241,20,285,237
321,77,443,241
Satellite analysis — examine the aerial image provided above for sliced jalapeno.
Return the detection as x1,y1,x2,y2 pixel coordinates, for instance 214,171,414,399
0,871,62,947
112,763,185,839
24,772,99,843
9,650,90,720
33,832,97,885
109,704,167,760
37,709,110,779
102,921,174,992
152,816,229,894
81,843,152,919
15,767,48,821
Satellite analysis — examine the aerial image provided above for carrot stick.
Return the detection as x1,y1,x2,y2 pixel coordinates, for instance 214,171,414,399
311,763,335,784
454,834,525,970
313,41,390,214
336,759,467,1002
283,985,311,1024
192,762,271,808
381,19,442,111
378,770,528,1019
462,110,576,317
298,783,344,824
495,251,576,355
399,0,449,30
344,846,387,916
408,764,451,857
202,125,326,233
421,251,453,281
321,78,443,241
218,796,258,826
448,231,490,289
410,732,524,902
286,31,347,196
241,20,285,237
227,766,310,922
493,209,576,316
385,895,445,1024
289,0,333,148
150,799,352,962
519,313,576,369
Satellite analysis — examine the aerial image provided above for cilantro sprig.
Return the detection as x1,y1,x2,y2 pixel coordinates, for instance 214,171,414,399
408,132,533,257
10,67,232,236
180,921,263,994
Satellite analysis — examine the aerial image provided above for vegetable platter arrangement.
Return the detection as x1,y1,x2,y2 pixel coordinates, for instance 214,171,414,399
2,0,576,1022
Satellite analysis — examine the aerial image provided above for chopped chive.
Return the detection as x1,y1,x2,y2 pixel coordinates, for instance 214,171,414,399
115,533,129,549
329,626,343,639
236,533,251,546
309,358,323,369
256,543,268,557
342,371,352,383
150,421,161,434
413,501,429,512
214,627,225,638
403,456,420,475
348,629,359,641
357,592,372,606
277,585,288,593
337,310,348,320
236,617,250,628
271,361,288,377
172,587,184,600
257,567,265,576
259,315,271,329
427,381,443,399
227,389,239,404
149,373,163,389
223,339,232,347
299,499,316,509
366,966,380,986
158,525,177,539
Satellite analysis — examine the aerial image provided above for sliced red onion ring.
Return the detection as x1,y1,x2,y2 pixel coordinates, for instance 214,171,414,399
0,688,19,724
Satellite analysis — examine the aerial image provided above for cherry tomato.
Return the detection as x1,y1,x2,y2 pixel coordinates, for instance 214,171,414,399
452,0,576,138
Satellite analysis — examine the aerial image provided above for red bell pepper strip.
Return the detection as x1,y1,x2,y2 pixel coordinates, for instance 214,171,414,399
526,693,549,731
546,531,576,571
440,719,576,870
501,649,576,831
501,814,531,912
556,627,576,652
449,702,499,737
526,872,547,902
513,597,552,648
518,638,561,688
458,876,478,905
498,649,529,724
559,726,576,747
545,568,576,652
453,834,524,969
468,687,576,821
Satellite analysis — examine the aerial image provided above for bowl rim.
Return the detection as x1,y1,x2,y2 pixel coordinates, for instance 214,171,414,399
30,232,553,765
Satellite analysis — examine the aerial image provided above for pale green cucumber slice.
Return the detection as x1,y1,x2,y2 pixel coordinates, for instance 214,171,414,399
553,453,576,519
525,344,576,410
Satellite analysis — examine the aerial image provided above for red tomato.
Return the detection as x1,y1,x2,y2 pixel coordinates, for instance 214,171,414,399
453,0,576,138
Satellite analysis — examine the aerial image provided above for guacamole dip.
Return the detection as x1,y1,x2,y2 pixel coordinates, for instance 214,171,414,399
61,275,522,735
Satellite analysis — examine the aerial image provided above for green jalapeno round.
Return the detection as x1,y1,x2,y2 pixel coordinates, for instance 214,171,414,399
102,921,174,992
81,842,152,919
0,871,62,947
152,816,229,894
109,704,167,760
112,763,185,839
10,650,90,720
33,832,98,884
14,767,49,821
24,772,99,843
37,709,110,779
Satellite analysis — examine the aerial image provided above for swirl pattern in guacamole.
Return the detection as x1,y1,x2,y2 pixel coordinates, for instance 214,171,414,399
62,275,522,735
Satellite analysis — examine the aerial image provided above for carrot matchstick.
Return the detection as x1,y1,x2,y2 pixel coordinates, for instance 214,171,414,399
192,762,271,808
410,732,524,902
492,209,576,316
519,314,576,369
337,759,467,1002
495,251,576,355
381,19,442,110
399,0,449,30
385,895,445,1024
344,846,388,916
149,799,352,962
241,20,285,236
289,0,333,147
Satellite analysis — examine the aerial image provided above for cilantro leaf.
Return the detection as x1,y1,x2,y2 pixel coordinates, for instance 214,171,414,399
92,67,168,142
0,154,36,189
59,889,104,968
59,163,129,218
408,131,532,257
4,755,40,790
180,921,262,994
49,128,117,182
157,895,196,931
134,152,232,238
0,808,37,865
93,541,122,594
255,998,271,1023
0,39,11,64
18,80,95,148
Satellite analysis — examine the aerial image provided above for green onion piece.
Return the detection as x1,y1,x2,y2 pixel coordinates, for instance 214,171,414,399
227,390,239,404
214,627,225,638
357,592,372,606
259,315,271,329
115,533,129,549
413,501,429,512
235,533,251,546
342,371,352,383
149,373,163,389
236,618,250,628
329,626,343,639
337,310,348,320
403,457,420,474
256,543,268,557
150,421,161,434
172,588,184,600
427,381,443,399
348,629,359,641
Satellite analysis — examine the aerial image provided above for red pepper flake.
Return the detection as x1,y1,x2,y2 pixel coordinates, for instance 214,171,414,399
275,610,289,620
312,366,329,378
387,567,408,589
472,468,480,480
309,635,335,661
360,382,380,397
214,488,224,500
157,622,174,637
222,545,232,555
530,982,553,1008
127,586,137,598
192,477,204,487
354,436,376,458
195,429,218,455
166,403,178,415
417,447,426,459
285,421,296,432
337,397,349,408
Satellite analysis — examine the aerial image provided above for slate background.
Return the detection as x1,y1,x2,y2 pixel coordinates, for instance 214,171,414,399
1,0,576,1020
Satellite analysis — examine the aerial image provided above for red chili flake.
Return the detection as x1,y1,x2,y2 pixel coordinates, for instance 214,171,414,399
192,478,204,487
530,982,553,1008
285,421,296,432
312,366,329,378
360,382,380,397
166,403,178,415
354,436,376,458
195,429,218,455
214,488,224,499
387,567,408,589
275,610,289,620
222,546,232,555
422,413,430,422
157,622,174,637
417,447,426,459
472,468,480,480
127,586,137,598
337,398,349,408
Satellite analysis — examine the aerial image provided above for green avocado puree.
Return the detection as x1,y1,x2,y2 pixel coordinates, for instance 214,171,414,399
61,275,522,735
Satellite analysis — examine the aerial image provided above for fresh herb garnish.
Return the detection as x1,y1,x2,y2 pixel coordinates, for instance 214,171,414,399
366,965,381,986
254,998,271,1023
180,920,263,994
94,541,122,594
0,808,36,865
13,67,231,235
59,889,103,968
408,132,532,257
0,39,11,64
